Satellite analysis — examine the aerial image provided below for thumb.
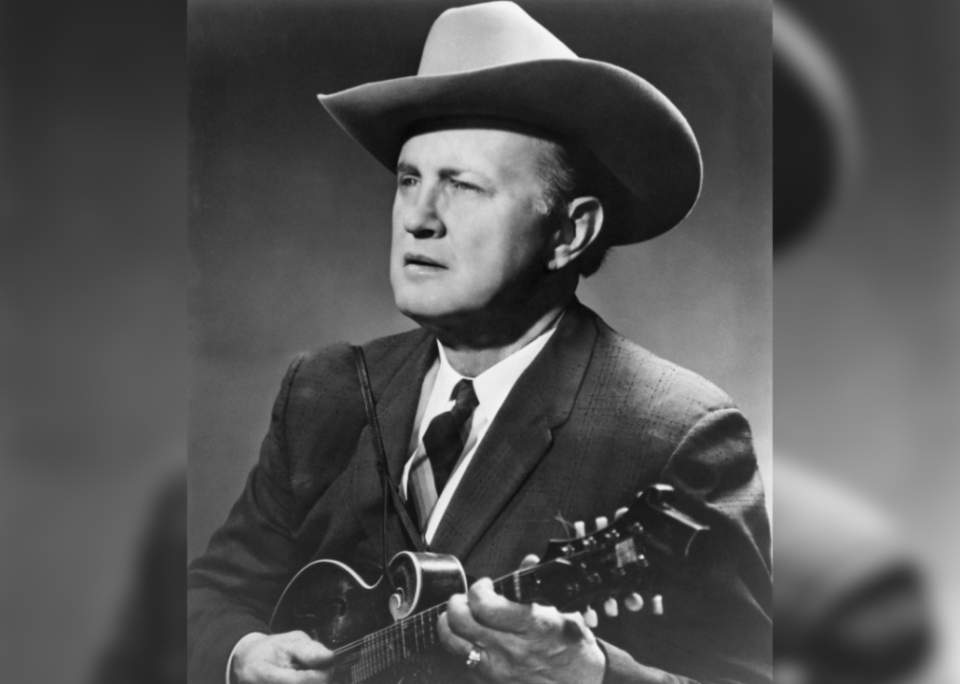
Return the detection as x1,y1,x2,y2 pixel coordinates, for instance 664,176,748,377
286,633,336,669
519,554,540,570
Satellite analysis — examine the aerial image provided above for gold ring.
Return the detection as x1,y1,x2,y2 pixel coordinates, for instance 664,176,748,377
465,646,482,669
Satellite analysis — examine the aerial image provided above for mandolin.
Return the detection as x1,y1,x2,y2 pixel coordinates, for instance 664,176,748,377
269,484,708,684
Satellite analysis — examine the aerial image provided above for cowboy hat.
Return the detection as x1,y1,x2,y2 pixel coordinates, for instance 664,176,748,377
318,1,702,245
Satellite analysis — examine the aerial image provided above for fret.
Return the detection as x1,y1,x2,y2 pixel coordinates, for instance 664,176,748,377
413,612,420,652
388,625,399,667
414,612,422,652
493,576,508,602
380,629,389,671
379,631,392,670
367,636,375,677
380,631,392,670
405,614,414,655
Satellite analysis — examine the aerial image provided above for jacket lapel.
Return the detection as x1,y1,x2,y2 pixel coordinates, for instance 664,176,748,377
429,301,599,560
363,333,438,485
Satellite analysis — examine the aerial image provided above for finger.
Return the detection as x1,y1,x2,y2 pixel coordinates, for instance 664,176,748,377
468,577,554,636
286,635,335,669
437,612,491,684
445,591,505,649
437,610,478,657
518,554,540,570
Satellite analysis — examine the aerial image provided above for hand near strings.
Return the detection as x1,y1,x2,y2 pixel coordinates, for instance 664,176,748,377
437,554,606,684
230,631,335,684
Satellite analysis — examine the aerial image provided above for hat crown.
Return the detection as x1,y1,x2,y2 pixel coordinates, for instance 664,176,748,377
418,1,577,77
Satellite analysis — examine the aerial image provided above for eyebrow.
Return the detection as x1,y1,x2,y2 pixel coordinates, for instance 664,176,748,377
397,161,492,184
396,161,419,176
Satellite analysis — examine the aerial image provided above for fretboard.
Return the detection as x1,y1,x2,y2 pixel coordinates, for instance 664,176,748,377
331,568,538,684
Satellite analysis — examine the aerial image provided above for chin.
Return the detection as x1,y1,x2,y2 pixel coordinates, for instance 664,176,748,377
394,288,442,322
393,288,476,328
395,299,449,326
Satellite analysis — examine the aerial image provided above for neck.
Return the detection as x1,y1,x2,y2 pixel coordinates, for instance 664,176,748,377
411,269,577,377
439,302,566,377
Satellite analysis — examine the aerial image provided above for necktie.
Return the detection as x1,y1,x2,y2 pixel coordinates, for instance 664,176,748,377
422,379,479,494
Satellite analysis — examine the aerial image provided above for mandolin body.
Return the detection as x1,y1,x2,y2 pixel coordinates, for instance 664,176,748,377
270,551,468,683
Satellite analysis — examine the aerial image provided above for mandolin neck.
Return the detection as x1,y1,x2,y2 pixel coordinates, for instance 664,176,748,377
332,569,539,683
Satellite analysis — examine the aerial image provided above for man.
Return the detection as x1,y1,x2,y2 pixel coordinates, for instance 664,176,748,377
188,3,771,683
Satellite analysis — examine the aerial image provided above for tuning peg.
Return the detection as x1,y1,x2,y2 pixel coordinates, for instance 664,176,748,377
652,595,664,615
595,515,608,531
624,592,644,612
603,597,619,617
614,507,628,520
574,520,586,538
582,605,598,628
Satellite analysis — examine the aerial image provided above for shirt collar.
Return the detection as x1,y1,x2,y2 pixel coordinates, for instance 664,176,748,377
434,313,563,413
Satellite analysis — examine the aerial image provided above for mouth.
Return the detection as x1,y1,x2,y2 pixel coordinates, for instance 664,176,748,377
403,253,445,269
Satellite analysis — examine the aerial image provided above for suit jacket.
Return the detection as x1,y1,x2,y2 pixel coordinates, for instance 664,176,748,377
188,301,772,684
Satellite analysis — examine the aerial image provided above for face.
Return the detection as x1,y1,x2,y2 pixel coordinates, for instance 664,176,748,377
390,127,555,329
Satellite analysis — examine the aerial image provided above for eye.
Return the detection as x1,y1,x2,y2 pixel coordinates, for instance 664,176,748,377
451,180,479,192
398,175,419,188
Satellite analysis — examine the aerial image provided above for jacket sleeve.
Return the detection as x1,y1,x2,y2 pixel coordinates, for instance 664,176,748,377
599,407,772,684
187,355,310,684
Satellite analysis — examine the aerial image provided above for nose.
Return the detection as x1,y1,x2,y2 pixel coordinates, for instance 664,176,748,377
400,186,445,238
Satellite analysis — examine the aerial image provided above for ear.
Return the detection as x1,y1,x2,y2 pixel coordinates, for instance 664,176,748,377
546,196,604,271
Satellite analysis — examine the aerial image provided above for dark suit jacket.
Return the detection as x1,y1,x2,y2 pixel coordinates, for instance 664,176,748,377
188,301,772,684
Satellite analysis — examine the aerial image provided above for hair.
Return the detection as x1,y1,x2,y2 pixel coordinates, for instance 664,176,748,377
531,138,615,278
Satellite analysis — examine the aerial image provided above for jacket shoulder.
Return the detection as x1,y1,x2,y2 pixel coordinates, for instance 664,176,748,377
590,319,740,437
290,327,428,394
269,328,428,499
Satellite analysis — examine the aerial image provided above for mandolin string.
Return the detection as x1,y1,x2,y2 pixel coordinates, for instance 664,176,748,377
332,537,636,669
330,562,549,666
326,518,645,680
334,521,646,673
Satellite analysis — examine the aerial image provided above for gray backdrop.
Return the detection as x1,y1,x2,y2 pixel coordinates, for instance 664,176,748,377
188,0,771,561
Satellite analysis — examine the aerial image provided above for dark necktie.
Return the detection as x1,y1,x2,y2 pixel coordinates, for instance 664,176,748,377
422,379,479,494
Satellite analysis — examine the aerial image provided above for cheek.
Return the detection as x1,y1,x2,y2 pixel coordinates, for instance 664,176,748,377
390,203,403,246
460,235,544,299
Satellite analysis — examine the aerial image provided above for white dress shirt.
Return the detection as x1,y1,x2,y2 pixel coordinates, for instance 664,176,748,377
401,320,559,544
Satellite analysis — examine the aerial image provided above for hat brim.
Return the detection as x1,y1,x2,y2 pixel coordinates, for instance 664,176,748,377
319,59,701,245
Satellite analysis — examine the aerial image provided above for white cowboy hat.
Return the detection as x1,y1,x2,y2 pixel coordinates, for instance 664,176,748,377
318,1,702,245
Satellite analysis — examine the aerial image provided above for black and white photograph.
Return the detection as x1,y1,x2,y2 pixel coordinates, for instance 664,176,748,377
187,1,772,682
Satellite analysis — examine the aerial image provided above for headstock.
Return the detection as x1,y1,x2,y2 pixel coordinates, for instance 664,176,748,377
521,485,709,625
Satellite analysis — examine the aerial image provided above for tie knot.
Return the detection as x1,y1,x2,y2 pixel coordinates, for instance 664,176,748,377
449,379,479,416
